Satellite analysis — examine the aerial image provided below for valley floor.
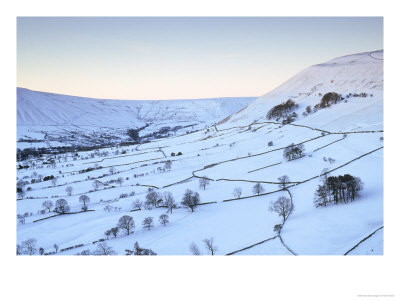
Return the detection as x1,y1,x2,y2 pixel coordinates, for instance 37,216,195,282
16,106,383,255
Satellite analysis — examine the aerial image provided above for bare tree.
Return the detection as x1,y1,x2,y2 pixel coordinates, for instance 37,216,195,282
118,215,135,235
17,188,26,199
146,190,160,207
116,177,124,186
142,217,154,230
277,175,290,190
103,205,113,212
51,177,58,186
65,186,73,196
79,195,90,211
269,196,293,222
159,214,169,226
164,160,172,171
105,230,112,240
163,192,176,214
189,242,201,255
17,214,25,224
54,243,59,253
21,238,37,255
54,199,70,214
203,238,217,255
110,227,119,238
39,247,45,255
109,166,116,175
199,177,211,190
233,187,242,198
17,244,22,255
42,200,53,213
252,183,264,195
92,180,102,191
181,189,200,212
133,199,143,210
17,179,25,189
93,242,115,255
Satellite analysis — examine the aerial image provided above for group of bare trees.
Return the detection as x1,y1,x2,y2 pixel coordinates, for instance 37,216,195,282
105,213,170,240
189,237,218,255
314,173,363,207
17,238,39,255
125,242,156,255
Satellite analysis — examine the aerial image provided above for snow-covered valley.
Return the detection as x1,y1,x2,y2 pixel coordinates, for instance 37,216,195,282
16,50,384,255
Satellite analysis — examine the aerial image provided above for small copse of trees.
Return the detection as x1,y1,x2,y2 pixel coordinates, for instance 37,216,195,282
266,99,299,120
314,174,363,207
283,143,305,161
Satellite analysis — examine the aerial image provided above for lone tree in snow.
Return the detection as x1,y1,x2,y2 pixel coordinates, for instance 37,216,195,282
118,215,135,235
278,175,290,190
79,195,90,211
54,244,59,253
110,227,119,238
163,192,176,214
181,189,200,212
21,238,37,255
65,186,73,196
233,187,242,198
253,183,264,195
283,143,305,161
164,160,172,171
146,190,160,207
142,217,154,230
199,177,211,190
116,177,124,186
133,199,143,210
269,196,293,222
54,199,70,214
104,229,112,240
17,214,25,224
42,200,53,213
203,238,217,255
109,166,116,175
51,177,58,186
93,242,115,255
17,187,26,199
159,214,169,226
92,180,102,191
189,242,201,255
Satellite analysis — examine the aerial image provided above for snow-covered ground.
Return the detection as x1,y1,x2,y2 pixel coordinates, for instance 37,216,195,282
16,50,383,255
17,88,255,148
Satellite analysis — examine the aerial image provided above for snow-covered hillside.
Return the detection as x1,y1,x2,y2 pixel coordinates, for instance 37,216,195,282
222,50,383,132
16,50,383,256
17,88,255,148
17,88,254,127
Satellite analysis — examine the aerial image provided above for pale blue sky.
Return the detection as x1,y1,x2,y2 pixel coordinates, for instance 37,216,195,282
17,17,383,100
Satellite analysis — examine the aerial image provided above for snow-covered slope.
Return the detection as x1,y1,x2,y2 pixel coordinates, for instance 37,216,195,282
17,88,255,127
16,50,383,255
222,50,383,132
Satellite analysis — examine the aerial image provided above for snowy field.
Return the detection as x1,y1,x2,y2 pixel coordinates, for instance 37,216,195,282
16,50,384,255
